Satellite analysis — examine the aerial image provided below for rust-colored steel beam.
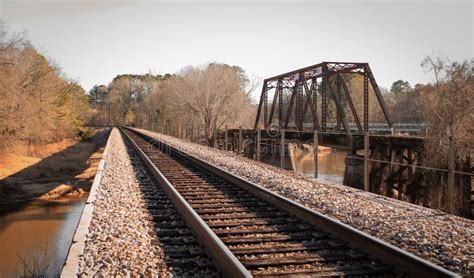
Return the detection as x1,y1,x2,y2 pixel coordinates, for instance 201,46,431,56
336,75,342,132
263,89,268,128
364,65,393,128
364,74,369,132
302,78,320,131
321,65,328,132
254,81,267,129
312,78,319,131
296,77,305,130
278,83,283,127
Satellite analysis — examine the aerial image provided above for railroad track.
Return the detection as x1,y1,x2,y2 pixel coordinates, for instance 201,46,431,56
132,160,219,276
121,127,457,277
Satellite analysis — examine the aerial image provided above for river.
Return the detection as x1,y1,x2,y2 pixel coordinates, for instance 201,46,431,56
261,144,348,184
292,146,348,184
0,197,86,277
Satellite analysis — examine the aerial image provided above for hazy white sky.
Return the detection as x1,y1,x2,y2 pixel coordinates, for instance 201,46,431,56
0,0,472,95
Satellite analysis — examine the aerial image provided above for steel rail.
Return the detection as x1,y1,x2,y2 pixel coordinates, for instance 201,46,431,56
125,127,459,277
120,128,251,278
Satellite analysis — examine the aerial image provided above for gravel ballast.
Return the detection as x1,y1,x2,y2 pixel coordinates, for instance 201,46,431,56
136,128,473,276
77,128,167,276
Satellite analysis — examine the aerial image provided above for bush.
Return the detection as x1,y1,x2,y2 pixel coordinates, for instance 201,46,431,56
77,127,95,141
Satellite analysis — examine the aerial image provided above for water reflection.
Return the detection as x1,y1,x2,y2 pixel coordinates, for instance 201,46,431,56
292,146,348,184
0,198,86,277
260,143,348,184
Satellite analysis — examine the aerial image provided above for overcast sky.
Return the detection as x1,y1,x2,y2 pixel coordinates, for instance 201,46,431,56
0,0,472,96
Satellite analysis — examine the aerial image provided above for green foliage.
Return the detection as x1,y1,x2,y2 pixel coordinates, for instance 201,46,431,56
88,85,108,104
124,108,135,126
390,80,411,96
76,127,95,141
112,73,174,84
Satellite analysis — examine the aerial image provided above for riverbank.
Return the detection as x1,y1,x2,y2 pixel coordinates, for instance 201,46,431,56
0,129,110,204
0,128,111,277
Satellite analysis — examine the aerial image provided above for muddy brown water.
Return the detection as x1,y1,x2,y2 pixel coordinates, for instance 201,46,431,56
293,147,348,184
262,145,348,184
0,197,86,277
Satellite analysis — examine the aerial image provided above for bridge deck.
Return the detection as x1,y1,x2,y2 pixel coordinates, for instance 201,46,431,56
223,128,425,150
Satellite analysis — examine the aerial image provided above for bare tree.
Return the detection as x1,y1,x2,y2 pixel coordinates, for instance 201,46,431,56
0,21,25,66
244,73,261,98
165,64,255,142
421,56,473,166
87,64,257,143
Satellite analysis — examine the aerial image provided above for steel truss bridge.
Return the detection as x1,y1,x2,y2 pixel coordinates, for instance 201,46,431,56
254,62,393,134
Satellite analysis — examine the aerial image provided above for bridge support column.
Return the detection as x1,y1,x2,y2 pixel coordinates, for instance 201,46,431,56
280,130,285,169
238,126,243,154
225,125,228,151
313,130,318,179
256,128,261,161
364,132,370,192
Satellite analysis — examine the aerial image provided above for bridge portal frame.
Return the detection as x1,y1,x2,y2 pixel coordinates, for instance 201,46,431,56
254,62,393,133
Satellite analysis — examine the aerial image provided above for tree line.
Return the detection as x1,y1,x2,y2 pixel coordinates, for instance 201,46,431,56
0,23,92,151
89,64,258,143
385,57,473,168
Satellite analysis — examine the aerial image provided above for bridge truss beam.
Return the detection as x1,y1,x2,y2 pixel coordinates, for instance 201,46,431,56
254,62,393,134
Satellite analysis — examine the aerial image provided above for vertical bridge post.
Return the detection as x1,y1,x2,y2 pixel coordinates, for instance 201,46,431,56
238,126,243,154
256,128,261,161
364,132,370,192
280,129,285,169
314,130,318,178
